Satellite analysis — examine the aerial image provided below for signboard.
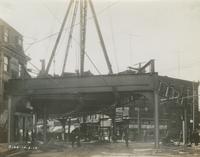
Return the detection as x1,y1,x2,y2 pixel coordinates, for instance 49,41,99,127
100,119,112,127
115,107,129,122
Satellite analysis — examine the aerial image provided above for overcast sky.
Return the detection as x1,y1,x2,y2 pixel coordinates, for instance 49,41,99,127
0,0,200,81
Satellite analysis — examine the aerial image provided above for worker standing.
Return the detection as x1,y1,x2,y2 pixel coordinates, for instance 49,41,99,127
71,128,81,147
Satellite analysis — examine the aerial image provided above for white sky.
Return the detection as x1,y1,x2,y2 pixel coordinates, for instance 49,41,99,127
0,0,200,81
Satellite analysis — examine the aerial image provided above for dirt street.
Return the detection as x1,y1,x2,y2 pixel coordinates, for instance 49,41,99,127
7,142,200,157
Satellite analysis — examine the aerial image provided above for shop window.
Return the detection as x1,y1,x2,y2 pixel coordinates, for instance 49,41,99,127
16,36,22,46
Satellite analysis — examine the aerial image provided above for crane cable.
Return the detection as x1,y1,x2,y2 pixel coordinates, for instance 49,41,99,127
108,8,119,73
24,0,121,52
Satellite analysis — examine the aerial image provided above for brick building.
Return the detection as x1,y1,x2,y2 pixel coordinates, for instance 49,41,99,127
0,18,29,142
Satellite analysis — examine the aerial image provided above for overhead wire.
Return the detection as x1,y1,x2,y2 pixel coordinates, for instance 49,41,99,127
23,0,121,53
129,35,133,66
28,61,41,72
158,59,200,74
108,7,119,73
41,0,76,74
72,37,109,86
53,3,75,75
23,0,121,85
72,37,102,75
41,0,62,24
41,0,60,76
37,0,120,75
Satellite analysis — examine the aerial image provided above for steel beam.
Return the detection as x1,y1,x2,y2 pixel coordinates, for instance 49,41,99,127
7,74,155,96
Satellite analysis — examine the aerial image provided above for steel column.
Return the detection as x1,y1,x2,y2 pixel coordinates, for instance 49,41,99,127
154,90,159,149
43,105,48,144
137,108,141,138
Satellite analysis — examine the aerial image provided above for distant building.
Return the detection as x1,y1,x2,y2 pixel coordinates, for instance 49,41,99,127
0,18,29,142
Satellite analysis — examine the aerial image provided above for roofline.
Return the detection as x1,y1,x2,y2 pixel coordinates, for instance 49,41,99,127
159,75,199,84
0,18,23,37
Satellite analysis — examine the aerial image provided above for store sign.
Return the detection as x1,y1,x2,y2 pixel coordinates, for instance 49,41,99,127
115,107,129,122
100,119,112,127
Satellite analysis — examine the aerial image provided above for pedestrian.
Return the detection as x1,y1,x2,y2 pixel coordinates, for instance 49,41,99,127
124,128,129,147
190,130,194,146
193,129,199,147
143,130,147,142
71,131,75,148
71,128,81,147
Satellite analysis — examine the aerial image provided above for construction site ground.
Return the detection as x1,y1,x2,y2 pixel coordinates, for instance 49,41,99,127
2,141,200,157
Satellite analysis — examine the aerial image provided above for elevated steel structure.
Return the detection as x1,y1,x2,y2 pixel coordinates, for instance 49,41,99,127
5,73,199,149
4,0,199,150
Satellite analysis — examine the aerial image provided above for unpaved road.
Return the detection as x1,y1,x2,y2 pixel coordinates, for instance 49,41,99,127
6,142,200,157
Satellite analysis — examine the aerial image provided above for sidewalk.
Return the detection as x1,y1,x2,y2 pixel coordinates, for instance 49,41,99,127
0,143,18,157
0,143,8,153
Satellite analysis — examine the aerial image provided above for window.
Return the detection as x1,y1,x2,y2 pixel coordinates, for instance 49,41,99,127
18,38,22,46
3,28,9,42
16,36,22,46
4,56,9,72
18,64,22,77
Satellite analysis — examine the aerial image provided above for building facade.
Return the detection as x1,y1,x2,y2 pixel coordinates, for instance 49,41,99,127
0,19,29,142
